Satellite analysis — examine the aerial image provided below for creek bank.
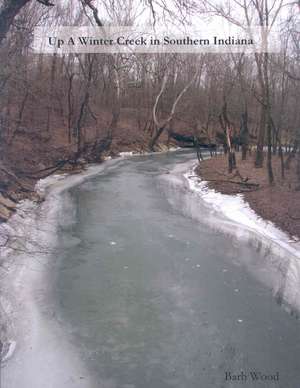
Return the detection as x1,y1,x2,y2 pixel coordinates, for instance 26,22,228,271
0,145,180,363
0,143,177,223
1,149,300,387
195,153,300,240
185,160,300,313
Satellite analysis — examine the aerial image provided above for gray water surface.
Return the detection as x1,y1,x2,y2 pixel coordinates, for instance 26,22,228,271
55,151,300,388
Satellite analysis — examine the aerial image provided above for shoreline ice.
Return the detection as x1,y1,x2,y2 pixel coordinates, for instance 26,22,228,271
184,163,300,258
0,146,182,370
184,162,300,312
0,160,125,387
1,150,299,387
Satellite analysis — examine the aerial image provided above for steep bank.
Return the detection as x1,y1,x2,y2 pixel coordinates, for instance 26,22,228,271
195,153,300,240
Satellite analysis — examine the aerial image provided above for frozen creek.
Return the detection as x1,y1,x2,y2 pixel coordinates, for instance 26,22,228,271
1,150,300,388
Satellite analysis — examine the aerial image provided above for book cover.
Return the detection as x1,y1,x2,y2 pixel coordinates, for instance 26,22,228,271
0,1,299,387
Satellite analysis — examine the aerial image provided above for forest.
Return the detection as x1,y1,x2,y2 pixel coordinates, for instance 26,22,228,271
1,2,300,387
0,0,299,229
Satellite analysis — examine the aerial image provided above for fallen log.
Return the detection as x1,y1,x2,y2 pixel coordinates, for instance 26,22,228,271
205,179,260,188
0,162,33,192
0,193,16,210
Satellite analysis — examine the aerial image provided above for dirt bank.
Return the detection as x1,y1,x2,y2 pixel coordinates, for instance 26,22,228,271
196,152,300,239
0,126,176,223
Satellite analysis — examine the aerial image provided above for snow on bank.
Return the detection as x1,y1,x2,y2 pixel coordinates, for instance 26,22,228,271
0,147,183,385
184,162,300,312
118,146,181,158
0,159,124,387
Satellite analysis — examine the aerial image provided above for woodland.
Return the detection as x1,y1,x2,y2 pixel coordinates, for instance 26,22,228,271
0,0,299,232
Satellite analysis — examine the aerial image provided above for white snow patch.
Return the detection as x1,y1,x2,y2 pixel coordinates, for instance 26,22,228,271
168,146,181,152
118,147,182,158
119,151,134,157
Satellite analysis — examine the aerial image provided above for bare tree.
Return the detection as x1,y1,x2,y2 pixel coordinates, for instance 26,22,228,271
149,58,200,150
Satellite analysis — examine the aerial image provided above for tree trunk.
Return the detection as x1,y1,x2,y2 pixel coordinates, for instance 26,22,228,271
255,105,265,167
67,73,74,144
240,110,249,160
297,150,300,190
242,145,247,160
285,140,298,170
270,117,285,180
149,126,165,151
75,55,95,157
220,102,236,172
279,144,285,180
46,53,57,132
228,151,236,174
267,118,274,184
264,50,274,185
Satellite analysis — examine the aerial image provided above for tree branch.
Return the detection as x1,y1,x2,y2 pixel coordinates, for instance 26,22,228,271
36,0,54,6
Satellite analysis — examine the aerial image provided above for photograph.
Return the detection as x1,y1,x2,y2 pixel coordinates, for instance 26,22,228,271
0,0,299,387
